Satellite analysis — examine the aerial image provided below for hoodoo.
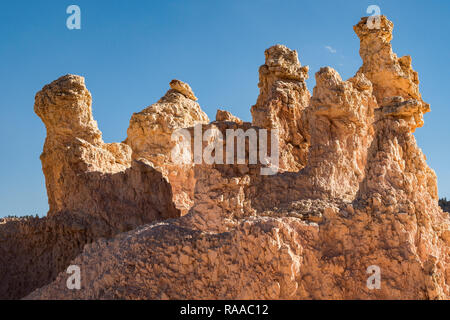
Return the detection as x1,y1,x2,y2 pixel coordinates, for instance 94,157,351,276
0,16,448,300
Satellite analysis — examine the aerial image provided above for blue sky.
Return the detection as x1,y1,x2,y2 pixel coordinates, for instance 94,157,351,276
0,0,449,217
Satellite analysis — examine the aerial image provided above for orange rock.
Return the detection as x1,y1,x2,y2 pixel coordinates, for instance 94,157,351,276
2,16,449,301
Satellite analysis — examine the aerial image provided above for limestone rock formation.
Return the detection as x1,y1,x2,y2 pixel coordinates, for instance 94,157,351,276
125,79,209,166
34,75,179,223
26,217,307,299
0,75,179,299
215,109,243,124
251,45,311,171
1,16,449,300
170,79,198,101
354,16,430,132
125,80,209,214
0,213,114,300
305,68,378,200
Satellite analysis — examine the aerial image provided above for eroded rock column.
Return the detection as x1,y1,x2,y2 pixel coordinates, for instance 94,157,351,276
251,45,311,171
35,75,179,226
125,80,210,214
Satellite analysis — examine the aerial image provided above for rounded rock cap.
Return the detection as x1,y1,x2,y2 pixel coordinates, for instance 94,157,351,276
169,79,198,101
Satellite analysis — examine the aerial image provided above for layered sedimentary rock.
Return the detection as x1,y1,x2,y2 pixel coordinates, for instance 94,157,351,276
2,16,449,300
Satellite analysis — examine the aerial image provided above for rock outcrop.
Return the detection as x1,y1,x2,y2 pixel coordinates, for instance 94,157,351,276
0,76,179,299
1,16,449,300
34,75,179,223
125,79,209,214
304,68,378,200
354,16,430,132
215,109,243,124
251,45,311,171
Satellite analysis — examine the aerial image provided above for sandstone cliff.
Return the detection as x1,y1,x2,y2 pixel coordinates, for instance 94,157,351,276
0,16,448,300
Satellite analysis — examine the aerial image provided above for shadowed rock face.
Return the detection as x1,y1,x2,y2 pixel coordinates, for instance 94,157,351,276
439,199,450,213
1,16,449,300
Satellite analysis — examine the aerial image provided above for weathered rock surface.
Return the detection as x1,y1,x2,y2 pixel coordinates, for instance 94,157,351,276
34,75,179,223
170,79,198,101
0,76,179,299
0,213,114,300
215,109,243,124
354,16,430,132
251,45,311,171
1,16,449,300
125,79,209,214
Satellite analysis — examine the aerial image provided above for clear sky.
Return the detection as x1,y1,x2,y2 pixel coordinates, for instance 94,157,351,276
0,0,449,217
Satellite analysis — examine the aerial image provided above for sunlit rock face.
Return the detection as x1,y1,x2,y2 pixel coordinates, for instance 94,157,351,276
34,74,179,224
251,44,311,172
125,79,210,215
1,16,448,300
354,15,430,132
